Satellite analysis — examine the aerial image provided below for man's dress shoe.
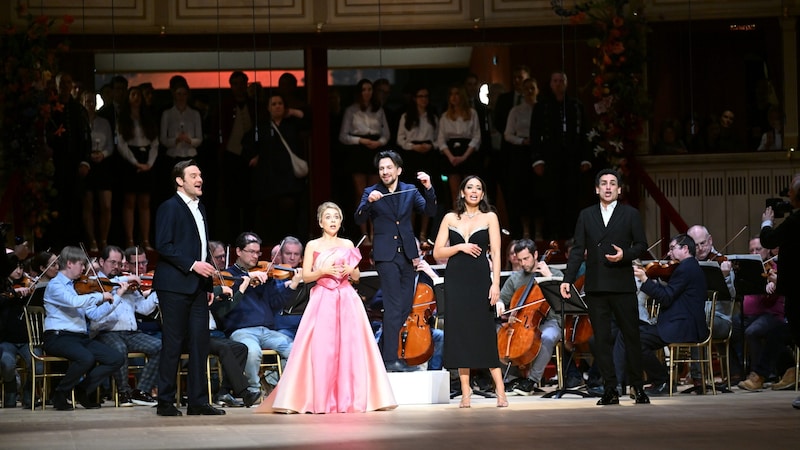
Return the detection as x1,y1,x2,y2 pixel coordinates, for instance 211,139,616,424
156,402,183,416
75,388,101,409
187,403,227,415
596,389,620,406
53,390,74,411
634,387,651,404
645,382,669,397
241,390,262,408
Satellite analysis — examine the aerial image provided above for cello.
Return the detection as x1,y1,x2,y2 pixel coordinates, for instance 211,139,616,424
562,275,593,352
397,281,436,366
496,275,550,366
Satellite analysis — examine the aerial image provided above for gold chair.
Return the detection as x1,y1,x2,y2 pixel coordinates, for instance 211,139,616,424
175,353,222,405
710,298,735,391
23,306,75,410
259,349,282,391
111,352,148,407
667,291,717,396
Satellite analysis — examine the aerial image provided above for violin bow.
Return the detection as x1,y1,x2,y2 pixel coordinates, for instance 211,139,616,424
355,235,367,248
79,242,108,294
718,225,748,254
19,254,59,320
646,239,662,254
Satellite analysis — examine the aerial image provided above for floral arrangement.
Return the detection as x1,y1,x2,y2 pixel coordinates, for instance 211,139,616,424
0,3,73,237
552,0,650,171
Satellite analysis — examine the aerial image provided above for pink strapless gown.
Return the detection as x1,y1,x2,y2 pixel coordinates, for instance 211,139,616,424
254,247,397,414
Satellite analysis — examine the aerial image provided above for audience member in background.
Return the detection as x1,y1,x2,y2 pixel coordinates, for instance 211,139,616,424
757,107,784,151
653,119,688,155
117,85,159,249
80,90,116,252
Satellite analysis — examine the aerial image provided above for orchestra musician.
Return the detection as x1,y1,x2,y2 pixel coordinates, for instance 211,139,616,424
355,150,437,372
42,246,126,411
687,225,735,299
1,255,36,408
734,237,788,392
497,239,562,395
91,245,160,407
632,234,709,396
560,169,650,406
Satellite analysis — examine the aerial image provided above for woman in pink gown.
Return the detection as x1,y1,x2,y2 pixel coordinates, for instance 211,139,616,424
255,201,397,413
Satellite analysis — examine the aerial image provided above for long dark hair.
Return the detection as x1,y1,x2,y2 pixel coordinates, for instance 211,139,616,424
454,175,495,218
404,86,436,131
118,86,158,141
355,79,380,113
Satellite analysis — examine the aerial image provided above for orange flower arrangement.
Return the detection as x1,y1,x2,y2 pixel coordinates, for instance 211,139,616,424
553,0,650,171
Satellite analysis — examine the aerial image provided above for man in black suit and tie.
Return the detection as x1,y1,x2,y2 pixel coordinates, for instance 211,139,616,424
153,160,224,416
355,150,437,372
560,169,650,405
633,234,709,396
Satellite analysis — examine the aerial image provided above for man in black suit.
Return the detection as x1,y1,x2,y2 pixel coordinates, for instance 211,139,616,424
760,173,800,409
560,169,650,405
355,150,436,372
153,160,224,416
633,234,709,396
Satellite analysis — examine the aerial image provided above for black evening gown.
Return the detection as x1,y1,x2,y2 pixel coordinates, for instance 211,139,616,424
442,226,502,368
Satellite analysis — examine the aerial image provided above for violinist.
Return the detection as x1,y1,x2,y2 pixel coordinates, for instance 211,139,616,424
632,234,708,396
42,246,126,411
0,255,36,408
223,232,297,400
734,237,789,392
91,245,160,407
272,236,306,340
497,239,562,395
687,225,735,299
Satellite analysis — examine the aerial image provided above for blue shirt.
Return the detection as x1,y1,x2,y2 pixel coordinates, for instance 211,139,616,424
43,272,121,334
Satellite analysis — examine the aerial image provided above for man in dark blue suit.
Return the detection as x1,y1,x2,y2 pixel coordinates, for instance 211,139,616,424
355,150,437,372
153,160,224,416
561,169,649,405
633,234,709,396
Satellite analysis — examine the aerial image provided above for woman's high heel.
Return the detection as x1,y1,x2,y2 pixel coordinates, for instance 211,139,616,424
459,390,472,408
496,392,508,408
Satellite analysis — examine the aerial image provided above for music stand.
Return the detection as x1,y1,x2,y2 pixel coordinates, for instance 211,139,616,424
728,254,768,383
537,278,592,399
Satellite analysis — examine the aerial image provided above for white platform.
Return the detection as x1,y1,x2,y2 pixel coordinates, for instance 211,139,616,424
386,370,450,405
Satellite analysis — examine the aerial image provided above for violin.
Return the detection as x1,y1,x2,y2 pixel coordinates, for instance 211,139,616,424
708,252,728,264
497,277,549,366
212,270,245,288
562,274,593,351
643,260,679,280
250,261,296,281
73,275,120,295
397,282,436,366
541,240,567,264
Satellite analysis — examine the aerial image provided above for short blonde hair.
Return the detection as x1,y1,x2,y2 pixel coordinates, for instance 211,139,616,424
316,201,343,222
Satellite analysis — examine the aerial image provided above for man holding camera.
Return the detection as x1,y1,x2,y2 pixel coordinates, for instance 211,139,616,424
760,173,800,410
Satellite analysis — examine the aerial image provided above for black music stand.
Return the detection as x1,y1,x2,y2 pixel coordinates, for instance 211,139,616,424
537,278,592,399
728,254,769,381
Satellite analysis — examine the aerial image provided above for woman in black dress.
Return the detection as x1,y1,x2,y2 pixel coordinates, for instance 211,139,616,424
433,175,508,408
